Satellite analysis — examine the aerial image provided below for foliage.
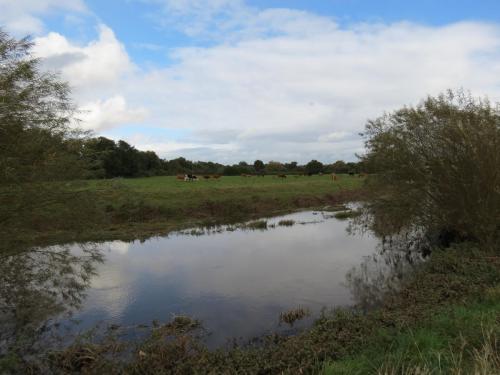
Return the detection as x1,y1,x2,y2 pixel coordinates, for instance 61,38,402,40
305,159,324,174
81,140,366,178
0,29,103,250
253,159,265,172
0,29,89,185
361,90,500,246
83,137,163,178
0,244,103,373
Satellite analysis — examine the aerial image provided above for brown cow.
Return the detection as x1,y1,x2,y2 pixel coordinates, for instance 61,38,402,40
212,174,221,179
176,174,184,180
277,174,287,178
203,175,211,179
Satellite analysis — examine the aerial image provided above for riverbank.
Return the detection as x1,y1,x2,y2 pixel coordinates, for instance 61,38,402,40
1,174,365,249
9,242,497,374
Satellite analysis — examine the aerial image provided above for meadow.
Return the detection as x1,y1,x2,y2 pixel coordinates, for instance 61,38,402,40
85,174,364,238
3,174,365,247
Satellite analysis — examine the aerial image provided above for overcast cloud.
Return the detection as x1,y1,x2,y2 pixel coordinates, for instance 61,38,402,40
4,0,500,163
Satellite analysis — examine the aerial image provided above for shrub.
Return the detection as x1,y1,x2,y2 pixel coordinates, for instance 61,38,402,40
361,90,500,246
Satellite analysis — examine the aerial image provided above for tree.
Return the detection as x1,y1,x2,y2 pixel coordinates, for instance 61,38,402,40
361,90,500,246
266,161,284,173
0,29,98,248
331,160,348,174
253,160,265,172
285,161,298,171
305,160,324,175
0,29,86,184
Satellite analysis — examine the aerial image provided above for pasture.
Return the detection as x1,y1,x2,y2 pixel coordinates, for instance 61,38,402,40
87,173,361,202
2,174,365,249
91,173,361,217
31,174,364,244
89,173,361,211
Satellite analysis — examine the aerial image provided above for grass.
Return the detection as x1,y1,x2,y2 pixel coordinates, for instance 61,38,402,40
322,296,500,374
1,174,364,248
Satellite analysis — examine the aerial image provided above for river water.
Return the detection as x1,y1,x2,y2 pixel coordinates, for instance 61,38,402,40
1,209,421,350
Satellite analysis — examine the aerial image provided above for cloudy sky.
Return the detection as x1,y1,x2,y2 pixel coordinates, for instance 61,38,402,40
2,0,500,163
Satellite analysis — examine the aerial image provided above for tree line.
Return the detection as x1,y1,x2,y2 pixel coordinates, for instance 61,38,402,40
81,136,364,178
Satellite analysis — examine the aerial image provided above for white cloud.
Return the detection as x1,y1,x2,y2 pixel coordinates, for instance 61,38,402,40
318,131,353,143
0,0,87,34
79,96,148,131
33,25,134,91
32,25,147,131
123,18,500,162
12,1,500,162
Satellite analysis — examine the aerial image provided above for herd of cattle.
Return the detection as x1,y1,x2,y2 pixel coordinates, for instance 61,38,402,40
176,174,221,181
177,172,367,181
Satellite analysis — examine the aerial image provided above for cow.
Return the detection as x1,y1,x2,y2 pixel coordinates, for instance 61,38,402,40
203,175,211,179
176,174,184,180
331,173,338,181
184,174,198,181
277,174,287,178
212,174,221,179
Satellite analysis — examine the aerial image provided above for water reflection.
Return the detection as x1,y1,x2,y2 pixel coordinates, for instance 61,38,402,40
345,233,425,312
63,211,379,347
0,244,103,355
1,209,424,353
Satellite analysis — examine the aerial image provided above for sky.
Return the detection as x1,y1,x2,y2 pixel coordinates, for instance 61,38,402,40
2,0,500,163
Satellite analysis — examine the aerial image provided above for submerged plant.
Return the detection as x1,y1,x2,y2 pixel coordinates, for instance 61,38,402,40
279,307,311,327
334,210,360,220
244,220,268,230
278,220,295,227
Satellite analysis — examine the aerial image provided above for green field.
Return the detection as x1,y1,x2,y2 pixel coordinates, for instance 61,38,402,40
4,174,365,247
86,174,364,238
88,174,362,211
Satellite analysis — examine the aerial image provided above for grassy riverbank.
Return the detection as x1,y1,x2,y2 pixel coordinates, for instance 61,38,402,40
2,174,364,248
13,242,496,374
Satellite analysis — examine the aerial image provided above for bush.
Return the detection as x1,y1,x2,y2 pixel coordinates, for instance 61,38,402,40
361,90,500,246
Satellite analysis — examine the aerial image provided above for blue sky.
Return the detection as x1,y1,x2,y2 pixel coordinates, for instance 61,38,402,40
2,1,500,163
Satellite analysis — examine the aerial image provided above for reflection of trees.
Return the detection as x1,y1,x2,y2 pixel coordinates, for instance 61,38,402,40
345,232,425,312
0,244,104,355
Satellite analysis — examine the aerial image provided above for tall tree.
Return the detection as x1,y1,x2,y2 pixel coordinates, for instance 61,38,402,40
0,29,86,184
305,160,324,174
253,160,265,172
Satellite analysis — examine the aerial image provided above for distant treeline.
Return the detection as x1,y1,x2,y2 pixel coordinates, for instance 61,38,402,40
82,136,365,178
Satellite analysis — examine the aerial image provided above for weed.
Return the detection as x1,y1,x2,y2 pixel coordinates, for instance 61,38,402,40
244,220,268,230
278,220,295,227
279,307,310,326
334,210,361,220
